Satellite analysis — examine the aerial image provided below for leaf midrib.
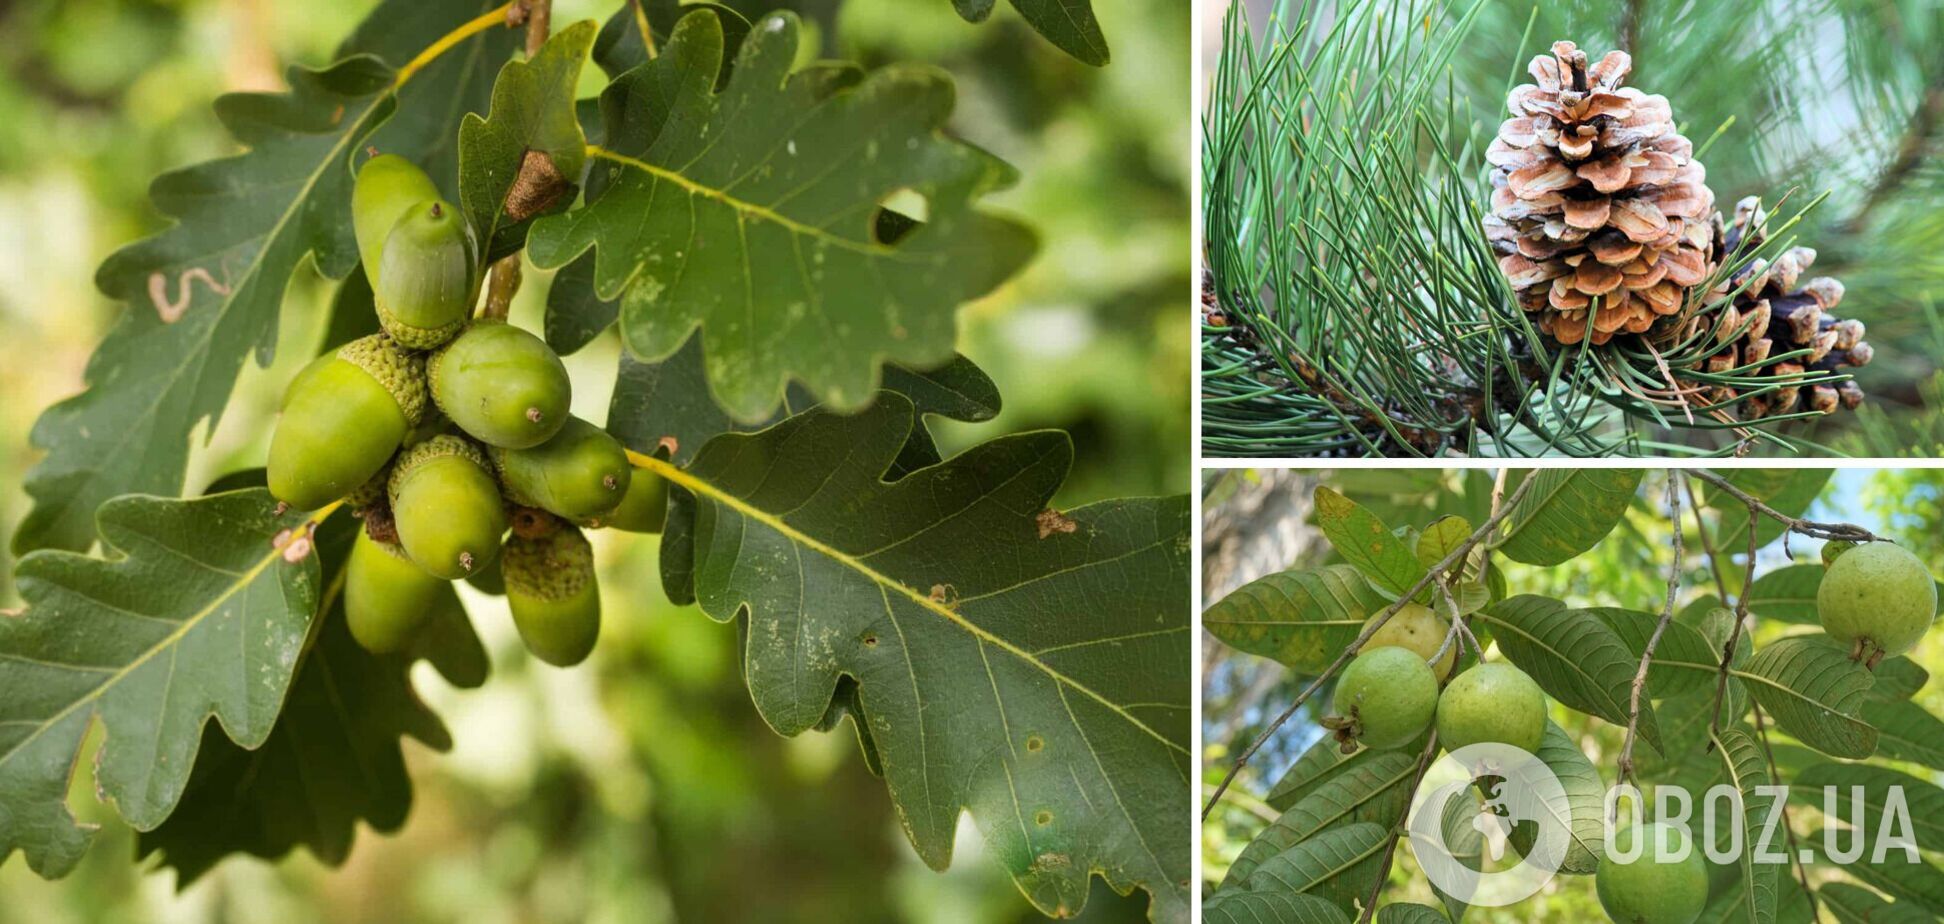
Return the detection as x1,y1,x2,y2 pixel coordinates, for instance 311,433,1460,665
640,453,1187,756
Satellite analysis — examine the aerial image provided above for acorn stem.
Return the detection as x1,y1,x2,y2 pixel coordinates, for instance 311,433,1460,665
482,253,521,320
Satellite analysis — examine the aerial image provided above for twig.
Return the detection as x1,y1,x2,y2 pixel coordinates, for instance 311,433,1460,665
1618,471,1683,781
1751,701,1821,921
1709,507,1760,737
1356,731,1442,923
480,254,521,320
1688,470,1884,545
1684,477,1733,603
507,0,552,56
1201,473,1540,821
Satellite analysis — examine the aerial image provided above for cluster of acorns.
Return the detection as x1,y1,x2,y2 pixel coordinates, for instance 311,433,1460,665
267,154,665,666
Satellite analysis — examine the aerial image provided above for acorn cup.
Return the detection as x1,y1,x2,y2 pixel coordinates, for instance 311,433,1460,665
268,333,427,511
375,199,478,349
586,464,668,533
344,530,446,654
493,416,631,521
504,523,601,667
428,320,571,449
388,434,508,579
353,153,442,288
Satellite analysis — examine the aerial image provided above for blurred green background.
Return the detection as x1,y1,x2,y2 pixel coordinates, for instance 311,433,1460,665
0,0,1189,920
1201,468,1944,920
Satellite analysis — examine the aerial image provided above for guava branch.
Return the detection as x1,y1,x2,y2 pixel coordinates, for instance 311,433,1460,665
1687,470,1883,545
1618,471,1684,782
1200,472,1541,821
1751,701,1821,921
1356,730,1442,924
1709,507,1761,737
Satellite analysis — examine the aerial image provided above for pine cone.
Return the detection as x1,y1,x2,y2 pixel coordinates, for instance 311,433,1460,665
1690,197,1872,418
1485,40,1715,345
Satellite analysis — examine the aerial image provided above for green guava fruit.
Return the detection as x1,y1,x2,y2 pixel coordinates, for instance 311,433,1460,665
1820,539,1858,567
1435,662,1546,754
1330,646,1439,750
504,525,601,667
1595,823,1708,924
428,320,571,449
1361,602,1457,681
388,435,507,579
267,334,426,511
1817,540,1937,664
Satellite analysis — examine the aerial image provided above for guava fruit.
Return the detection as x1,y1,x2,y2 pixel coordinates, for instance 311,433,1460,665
1817,540,1937,665
1361,602,1457,681
1595,823,1708,924
1436,662,1546,754
1329,646,1439,750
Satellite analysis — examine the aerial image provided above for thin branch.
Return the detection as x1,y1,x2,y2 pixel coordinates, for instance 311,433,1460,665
1709,507,1760,737
1751,701,1821,921
1356,731,1442,923
480,254,522,320
1684,476,1733,602
1688,470,1884,544
1619,471,1683,782
1201,473,1540,821
507,0,552,56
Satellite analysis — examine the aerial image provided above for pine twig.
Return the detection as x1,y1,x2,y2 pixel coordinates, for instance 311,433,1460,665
1619,471,1683,782
1200,473,1541,821
1356,731,1442,923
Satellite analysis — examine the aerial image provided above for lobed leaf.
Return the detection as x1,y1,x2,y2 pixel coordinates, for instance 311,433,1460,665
457,20,596,252
526,11,1036,422
0,491,320,877
1202,565,1382,673
948,0,1110,66
666,393,1189,921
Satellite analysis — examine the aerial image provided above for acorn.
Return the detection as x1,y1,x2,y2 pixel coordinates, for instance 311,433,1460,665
493,416,631,521
344,530,445,654
268,333,426,511
504,524,600,667
375,199,477,349
428,320,570,449
353,153,441,289
388,434,507,579
586,464,668,533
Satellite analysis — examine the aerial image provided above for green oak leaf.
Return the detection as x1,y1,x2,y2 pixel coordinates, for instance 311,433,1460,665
594,0,753,81
664,392,1189,922
14,1,514,555
134,515,483,884
0,491,321,878
526,10,1036,423
950,0,1110,66
458,20,595,253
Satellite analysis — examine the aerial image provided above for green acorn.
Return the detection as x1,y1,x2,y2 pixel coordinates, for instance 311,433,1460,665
375,199,477,349
586,464,668,533
353,153,441,289
268,334,426,511
493,416,631,520
428,320,570,449
388,435,508,579
504,524,600,667
344,530,446,654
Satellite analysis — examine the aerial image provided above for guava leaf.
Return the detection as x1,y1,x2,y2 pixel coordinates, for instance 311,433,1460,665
1795,763,1944,853
1814,826,1944,910
1742,637,1877,759
1225,749,1419,886
1588,607,1725,699
1706,469,1831,553
1201,565,1381,673
14,1,513,555
1203,891,1351,924
1707,725,1779,924
135,516,482,884
1869,657,1929,700
458,21,595,253
1239,821,1390,915
1815,883,1931,924
665,393,1190,922
1507,721,1606,875
948,0,1110,66
1476,596,1662,751
1374,904,1452,924
526,11,1036,423
0,490,321,878
1861,697,1944,769
1492,470,1642,566
1311,488,1428,602
1743,565,1826,625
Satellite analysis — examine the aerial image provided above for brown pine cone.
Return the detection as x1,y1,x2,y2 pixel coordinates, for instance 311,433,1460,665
1690,197,1871,418
1485,40,1715,345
